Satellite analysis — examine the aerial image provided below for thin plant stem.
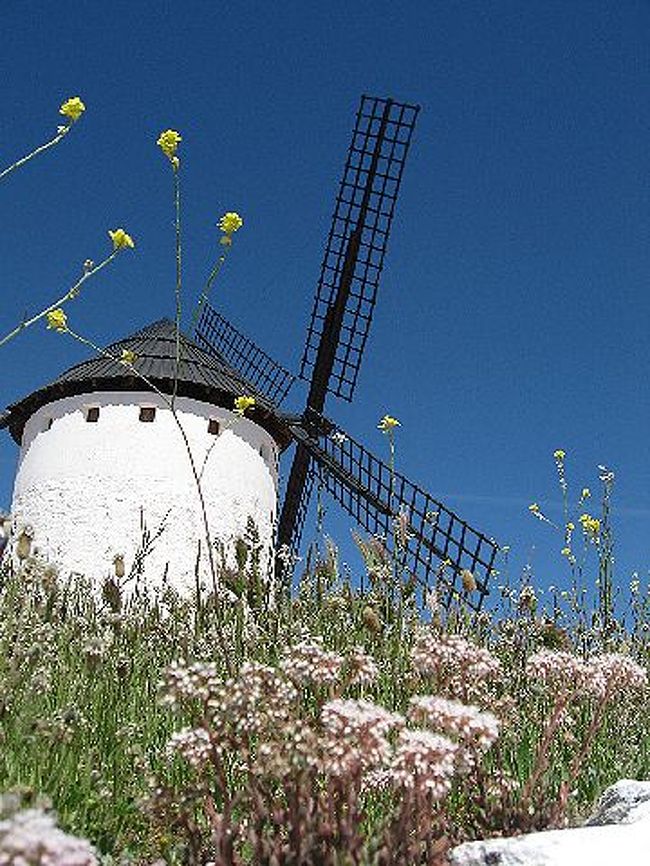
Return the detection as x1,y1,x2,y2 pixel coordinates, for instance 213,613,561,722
520,694,569,807
172,164,182,408
387,430,402,617
0,250,119,349
0,123,74,183
62,327,234,675
189,249,229,334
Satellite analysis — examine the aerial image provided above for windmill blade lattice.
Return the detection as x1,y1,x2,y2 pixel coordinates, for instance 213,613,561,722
289,418,499,611
300,95,420,403
195,304,295,406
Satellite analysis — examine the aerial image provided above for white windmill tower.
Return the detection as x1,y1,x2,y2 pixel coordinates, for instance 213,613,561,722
0,319,289,593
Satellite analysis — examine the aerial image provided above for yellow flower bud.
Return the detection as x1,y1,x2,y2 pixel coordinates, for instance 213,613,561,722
157,129,182,159
234,395,256,416
108,228,135,250
46,308,68,332
378,415,400,432
218,212,243,235
59,96,85,122
119,349,137,366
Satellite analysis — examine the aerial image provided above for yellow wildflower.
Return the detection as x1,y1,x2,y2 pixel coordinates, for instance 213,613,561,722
566,522,575,531
119,349,137,366
108,228,135,250
157,129,182,159
578,513,600,537
528,502,540,513
46,308,68,332
59,96,85,122
218,212,243,235
234,395,256,416
553,449,566,461
581,487,591,500
561,547,571,557
378,415,400,432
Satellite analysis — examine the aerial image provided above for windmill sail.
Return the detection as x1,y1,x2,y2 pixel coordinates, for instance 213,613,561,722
195,304,295,406
289,417,499,611
279,95,420,554
300,95,420,403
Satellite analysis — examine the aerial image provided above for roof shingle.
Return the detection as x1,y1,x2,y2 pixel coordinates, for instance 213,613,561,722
1,319,290,447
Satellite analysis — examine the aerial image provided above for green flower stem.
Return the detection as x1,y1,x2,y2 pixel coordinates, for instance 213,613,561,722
190,249,229,334
172,164,182,409
0,250,119,349
0,123,73,183
62,327,234,676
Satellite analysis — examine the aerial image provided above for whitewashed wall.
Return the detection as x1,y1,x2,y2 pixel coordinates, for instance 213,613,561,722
11,391,279,595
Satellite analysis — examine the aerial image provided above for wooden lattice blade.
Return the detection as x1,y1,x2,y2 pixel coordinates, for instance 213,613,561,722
289,417,499,611
195,304,295,406
300,95,420,404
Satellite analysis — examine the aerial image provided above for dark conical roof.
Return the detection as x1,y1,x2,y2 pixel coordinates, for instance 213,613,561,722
0,318,290,447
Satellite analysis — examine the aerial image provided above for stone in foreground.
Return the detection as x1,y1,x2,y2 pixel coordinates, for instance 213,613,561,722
450,779,650,866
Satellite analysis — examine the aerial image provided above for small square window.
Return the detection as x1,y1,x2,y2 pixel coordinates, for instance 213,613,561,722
42,418,53,432
208,419,220,435
86,407,100,423
139,407,156,423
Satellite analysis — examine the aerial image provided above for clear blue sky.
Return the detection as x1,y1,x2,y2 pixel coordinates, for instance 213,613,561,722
1,1,649,606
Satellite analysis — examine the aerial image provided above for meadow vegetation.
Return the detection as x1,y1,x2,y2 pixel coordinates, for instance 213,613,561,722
1,98,648,865
0,505,647,864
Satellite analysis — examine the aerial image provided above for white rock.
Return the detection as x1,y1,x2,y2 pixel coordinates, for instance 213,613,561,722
450,780,650,866
584,779,650,825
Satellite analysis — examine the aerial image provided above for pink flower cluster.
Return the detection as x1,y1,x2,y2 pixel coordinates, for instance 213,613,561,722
525,650,586,691
166,726,214,769
281,640,344,687
320,699,403,776
411,631,501,696
408,695,499,751
208,662,299,737
390,729,458,798
526,650,647,700
345,647,379,687
584,653,648,699
159,659,222,708
0,808,97,865
161,655,501,805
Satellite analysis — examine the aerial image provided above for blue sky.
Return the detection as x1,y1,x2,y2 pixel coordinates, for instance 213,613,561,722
1,1,649,607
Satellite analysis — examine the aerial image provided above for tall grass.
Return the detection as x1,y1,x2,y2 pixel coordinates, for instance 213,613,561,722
0,521,647,864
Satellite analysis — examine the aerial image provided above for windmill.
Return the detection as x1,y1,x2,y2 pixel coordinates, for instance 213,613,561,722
195,94,499,611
